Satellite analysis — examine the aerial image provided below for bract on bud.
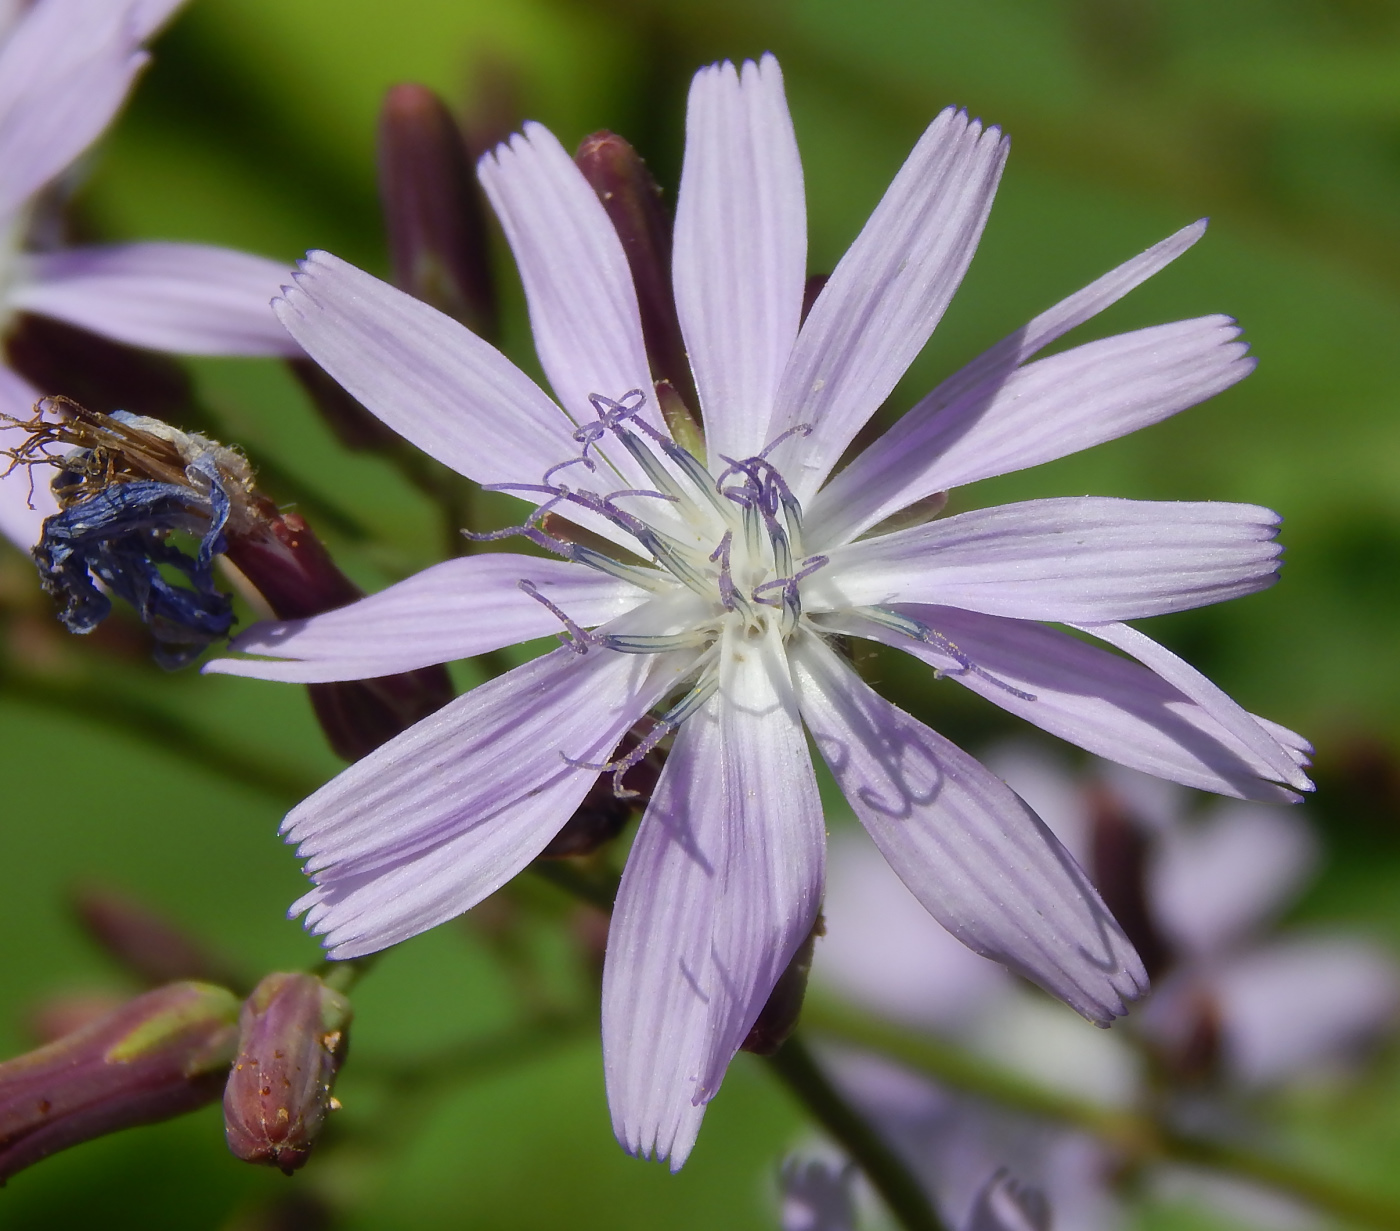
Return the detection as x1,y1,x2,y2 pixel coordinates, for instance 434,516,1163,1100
72,883,245,990
0,982,240,1182
742,917,824,1057
575,132,697,413
224,973,351,1174
378,83,498,339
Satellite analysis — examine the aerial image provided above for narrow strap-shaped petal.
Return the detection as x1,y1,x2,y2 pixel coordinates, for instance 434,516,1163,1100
1148,802,1315,957
673,54,806,462
204,554,650,683
772,109,1008,503
790,632,1145,1025
699,620,824,1094
814,607,1307,801
1071,620,1311,791
807,313,1250,547
0,0,150,217
0,363,52,550
810,497,1281,622
287,642,697,958
477,123,657,431
1213,938,1400,1085
12,243,299,356
603,715,722,1170
274,253,581,487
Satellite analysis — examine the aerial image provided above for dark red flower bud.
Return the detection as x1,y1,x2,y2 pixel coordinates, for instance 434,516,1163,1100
742,917,825,1057
575,132,698,414
378,83,498,339
71,883,245,990
0,982,240,1181
1086,784,1171,980
223,973,351,1174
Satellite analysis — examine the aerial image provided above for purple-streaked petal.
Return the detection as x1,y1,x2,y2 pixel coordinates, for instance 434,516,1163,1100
1149,802,1316,957
130,0,184,37
273,252,577,486
811,497,1281,622
790,632,1145,1025
1071,620,1312,791
605,622,824,1168
477,123,656,430
806,316,1252,547
288,642,697,959
814,607,1305,802
672,54,805,462
0,363,51,550
603,715,721,1169
816,830,1012,1031
0,0,152,218
204,554,650,683
1214,937,1400,1086
699,621,825,1093
12,243,298,356
772,109,1008,502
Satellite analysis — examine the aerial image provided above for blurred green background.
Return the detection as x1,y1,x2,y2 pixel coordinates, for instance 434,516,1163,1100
6,0,1400,1226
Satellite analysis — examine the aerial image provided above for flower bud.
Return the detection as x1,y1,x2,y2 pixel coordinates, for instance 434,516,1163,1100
72,883,245,990
223,973,351,1174
575,132,697,412
742,917,824,1056
0,982,240,1182
378,83,497,338
1086,783,1170,979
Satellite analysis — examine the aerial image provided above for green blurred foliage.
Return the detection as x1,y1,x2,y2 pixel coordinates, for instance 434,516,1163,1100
6,0,1400,1226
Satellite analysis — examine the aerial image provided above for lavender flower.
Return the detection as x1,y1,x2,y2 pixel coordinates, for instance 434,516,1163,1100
0,0,299,551
209,54,1310,1166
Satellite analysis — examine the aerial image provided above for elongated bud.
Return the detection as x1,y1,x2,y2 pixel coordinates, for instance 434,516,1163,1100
0,982,240,1181
72,883,245,990
575,132,698,413
1087,784,1171,979
379,83,498,339
742,917,824,1056
223,973,351,1174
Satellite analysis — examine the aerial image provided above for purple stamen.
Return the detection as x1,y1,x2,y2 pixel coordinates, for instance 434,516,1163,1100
709,530,737,610
564,718,670,799
518,579,601,654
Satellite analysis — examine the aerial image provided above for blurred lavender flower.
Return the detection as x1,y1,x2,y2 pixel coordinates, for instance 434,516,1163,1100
0,0,300,552
817,749,1399,1227
780,1154,859,1231
210,53,1309,1166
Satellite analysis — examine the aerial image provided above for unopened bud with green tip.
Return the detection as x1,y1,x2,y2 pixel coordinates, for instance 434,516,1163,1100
0,981,240,1181
224,973,352,1174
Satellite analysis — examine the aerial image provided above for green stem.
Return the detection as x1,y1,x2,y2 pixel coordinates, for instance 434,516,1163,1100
804,998,1400,1231
766,1035,949,1231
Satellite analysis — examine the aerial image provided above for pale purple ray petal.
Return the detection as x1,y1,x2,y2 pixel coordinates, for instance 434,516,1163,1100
273,253,581,486
816,830,1012,1032
1071,620,1312,790
603,715,722,1170
772,109,1008,502
813,607,1306,802
698,621,824,1096
790,632,1146,1025
1149,802,1317,957
0,0,149,218
12,243,298,356
810,497,1281,622
287,643,698,959
0,363,52,550
129,0,185,37
1214,937,1400,1086
672,53,806,462
477,123,657,431
806,316,1252,547
204,554,650,683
